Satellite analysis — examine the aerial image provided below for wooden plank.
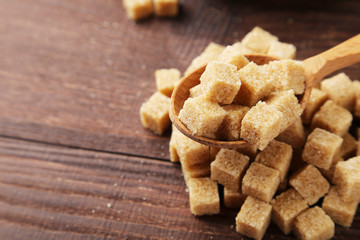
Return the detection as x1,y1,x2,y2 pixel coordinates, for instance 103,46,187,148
0,0,360,159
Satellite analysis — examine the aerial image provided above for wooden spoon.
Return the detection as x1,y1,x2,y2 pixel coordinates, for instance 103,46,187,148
170,34,360,149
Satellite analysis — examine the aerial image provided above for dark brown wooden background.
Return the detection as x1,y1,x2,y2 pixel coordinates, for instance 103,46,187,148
0,0,359,239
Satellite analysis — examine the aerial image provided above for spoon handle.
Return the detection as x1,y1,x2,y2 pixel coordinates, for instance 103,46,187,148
303,34,360,87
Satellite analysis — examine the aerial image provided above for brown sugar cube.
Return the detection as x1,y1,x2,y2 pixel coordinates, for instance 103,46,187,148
182,161,210,179
169,126,180,162
235,196,272,240
236,144,258,160
302,88,328,124
241,101,283,150
179,95,227,139
241,26,278,54
322,187,359,227
289,164,330,205
211,149,250,191
187,178,220,216
333,156,360,202
189,84,202,98
140,92,171,135
217,105,250,140
276,117,306,148
242,162,280,202
153,0,178,17
271,188,308,235
155,68,180,97
267,40,296,59
234,62,275,106
311,100,353,137
321,72,356,111
340,133,358,158
293,206,335,240
224,187,246,209
184,42,225,76
123,0,153,21
217,45,250,70
302,128,343,170
231,41,256,55
255,140,292,182
181,163,210,187
319,156,344,184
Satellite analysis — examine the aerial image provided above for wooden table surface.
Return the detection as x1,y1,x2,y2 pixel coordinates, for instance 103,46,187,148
0,0,359,239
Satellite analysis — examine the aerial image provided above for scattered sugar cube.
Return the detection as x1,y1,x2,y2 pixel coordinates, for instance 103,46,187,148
302,128,343,170
140,92,171,135
289,164,330,205
322,187,359,227
255,140,292,182
218,104,250,140
319,156,344,184
224,187,246,209
123,0,153,21
153,0,178,17
235,196,272,240
293,206,334,240
200,61,241,104
188,178,220,216
276,117,306,148
340,133,358,159
189,84,202,98
211,149,250,191
242,162,280,202
155,68,180,97
302,88,328,124
241,26,278,54
179,95,227,139
267,40,296,59
217,45,250,70
271,188,308,235
311,100,353,137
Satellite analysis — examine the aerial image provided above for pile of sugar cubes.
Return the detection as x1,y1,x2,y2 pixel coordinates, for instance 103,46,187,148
123,0,179,21
139,27,360,240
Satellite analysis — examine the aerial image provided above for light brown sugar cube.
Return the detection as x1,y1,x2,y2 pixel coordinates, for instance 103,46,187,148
302,88,328,124
276,117,306,148
155,68,180,97
311,100,352,137
153,0,178,17
319,156,344,184
255,140,292,182
321,72,356,111
236,144,258,160
231,41,256,55
340,133,358,158
235,196,272,240
179,95,227,139
322,187,359,227
333,156,360,202
224,187,246,209
188,178,220,216
123,0,153,21
140,92,171,135
217,45,250,70
181,163,210,187
242,162,280,202
302,128,343,170
218,105,250,140
293,206,334,240
189,84,202,98
234,62,274,106
182,161,210,179
169,126,181,162
184,42,225,76
200,61,241,104
271,188,308,235
267,41,296,59
211,149,250,191
241,26,278,54
240,101,283,150
266,60,306,94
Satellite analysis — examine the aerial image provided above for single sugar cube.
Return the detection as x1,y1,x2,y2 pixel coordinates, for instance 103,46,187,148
267,40,296,59
140,92,171,135
211,149,250,191
155,68,180,97
241,26,278,54
293,206,334,240
319,156,344,184
187,178,220,216
123,0,153,21
255,140,292,182
189,84,202,98
179,95,227,139
289,164,330,205
224,187,246,209
333,156,360,202
234,62,274,106
235,196,272,240
241,101,283,150
302,128,343,170
271,188,308,235
339,133,358,159
200,61,241,104
321,72,356,111
242,162,280,202
153,0,178,17
311,100,353,137
322,187,359,227
217,104,250,140
276,117,306,148
302,88,328,124
217,45,250,70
